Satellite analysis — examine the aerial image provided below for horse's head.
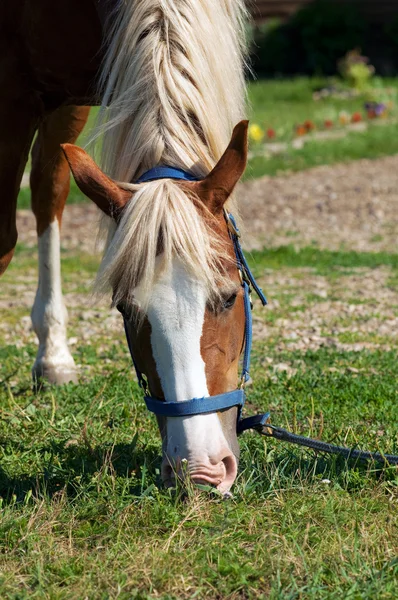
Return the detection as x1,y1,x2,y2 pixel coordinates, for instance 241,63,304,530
62,121,249,493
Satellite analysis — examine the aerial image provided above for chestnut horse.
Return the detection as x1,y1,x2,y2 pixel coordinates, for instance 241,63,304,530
1,0,250,492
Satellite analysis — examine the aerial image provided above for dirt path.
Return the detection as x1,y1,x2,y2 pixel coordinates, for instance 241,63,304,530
239,155,398,252
16,155,398,253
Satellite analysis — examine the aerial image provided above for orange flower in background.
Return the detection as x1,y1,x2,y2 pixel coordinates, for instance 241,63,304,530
295,124,307,136
266,128,276,139
351,112,362,123
304,120,315,132
324,119,333,129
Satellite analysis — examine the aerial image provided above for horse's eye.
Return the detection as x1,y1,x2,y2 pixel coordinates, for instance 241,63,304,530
116,301,139,321
116,302,129,317
223,292,237,310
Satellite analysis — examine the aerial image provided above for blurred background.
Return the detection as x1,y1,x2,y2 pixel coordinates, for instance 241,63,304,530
245,0,398,178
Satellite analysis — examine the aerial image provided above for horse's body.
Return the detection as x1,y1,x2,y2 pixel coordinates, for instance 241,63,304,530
0,0,110,381
1,0,250,492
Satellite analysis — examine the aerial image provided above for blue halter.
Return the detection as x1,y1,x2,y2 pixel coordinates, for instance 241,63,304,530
136,166,199,184
123,166,269,434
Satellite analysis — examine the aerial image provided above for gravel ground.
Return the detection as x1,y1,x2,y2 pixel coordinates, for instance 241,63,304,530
240,155,398,252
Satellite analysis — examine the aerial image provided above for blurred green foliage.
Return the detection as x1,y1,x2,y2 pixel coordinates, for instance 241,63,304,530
338,49,375,92
249,0,398,77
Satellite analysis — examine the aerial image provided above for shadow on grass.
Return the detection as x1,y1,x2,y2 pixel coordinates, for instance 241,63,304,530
0,437,161,504
1,432,394,506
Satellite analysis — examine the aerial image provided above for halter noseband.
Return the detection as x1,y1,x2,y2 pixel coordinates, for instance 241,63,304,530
122,166,269,434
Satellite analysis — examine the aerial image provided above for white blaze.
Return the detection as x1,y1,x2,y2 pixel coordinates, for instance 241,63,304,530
135,258,227,464
31,220,76,382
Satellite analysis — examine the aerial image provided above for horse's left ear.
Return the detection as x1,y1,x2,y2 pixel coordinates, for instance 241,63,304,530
61,144,132,219
188,120,248,214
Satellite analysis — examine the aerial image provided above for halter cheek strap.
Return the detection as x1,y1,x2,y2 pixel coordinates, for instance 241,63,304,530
122,166,268,433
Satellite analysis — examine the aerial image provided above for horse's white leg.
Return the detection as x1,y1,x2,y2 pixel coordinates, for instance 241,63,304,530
30,105,90,385
31,219,77,384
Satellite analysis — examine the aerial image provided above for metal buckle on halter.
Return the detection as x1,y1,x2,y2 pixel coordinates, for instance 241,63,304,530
224,209,241,238
237,412,272,435
239,271,253,309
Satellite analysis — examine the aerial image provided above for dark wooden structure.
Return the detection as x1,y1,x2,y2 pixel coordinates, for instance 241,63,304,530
250,0,398,25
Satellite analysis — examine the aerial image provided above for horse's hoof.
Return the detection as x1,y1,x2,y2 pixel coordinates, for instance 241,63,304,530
32,364,78,387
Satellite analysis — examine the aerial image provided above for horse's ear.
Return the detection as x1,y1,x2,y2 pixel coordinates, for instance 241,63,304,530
61,144,132,218
188,120,248,214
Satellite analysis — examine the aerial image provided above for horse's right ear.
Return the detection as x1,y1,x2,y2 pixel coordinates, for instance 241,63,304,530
61,144,132,218
186,120,248,215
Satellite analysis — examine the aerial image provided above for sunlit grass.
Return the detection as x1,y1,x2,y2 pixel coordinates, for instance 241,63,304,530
249,244,398,274
1,243,398,597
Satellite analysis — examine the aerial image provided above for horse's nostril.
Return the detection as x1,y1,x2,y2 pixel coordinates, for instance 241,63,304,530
222,454,236,478
217,452,238,492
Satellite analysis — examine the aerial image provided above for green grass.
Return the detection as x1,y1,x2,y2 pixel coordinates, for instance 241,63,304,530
248,77,362,140
245,76,398,177
246,120,398,179
0,345,397,598
247,77,398,138
248,245,398,275
1,243,398,597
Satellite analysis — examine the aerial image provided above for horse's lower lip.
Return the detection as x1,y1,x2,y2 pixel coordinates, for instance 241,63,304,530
163,476,233,494
190,475,223,486
162,470,224,488
194,477,233,494
161,474,221,489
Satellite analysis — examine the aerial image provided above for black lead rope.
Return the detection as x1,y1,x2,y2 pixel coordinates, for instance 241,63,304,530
249,420,398,466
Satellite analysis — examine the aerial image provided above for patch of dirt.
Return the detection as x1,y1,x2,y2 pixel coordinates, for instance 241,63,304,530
253,266,398,353
239,155,398,252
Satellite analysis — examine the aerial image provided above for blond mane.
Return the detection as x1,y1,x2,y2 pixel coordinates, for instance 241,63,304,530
91,0,248,303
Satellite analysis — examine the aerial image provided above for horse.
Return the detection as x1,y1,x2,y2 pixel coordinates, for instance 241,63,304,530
1,0,252,493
